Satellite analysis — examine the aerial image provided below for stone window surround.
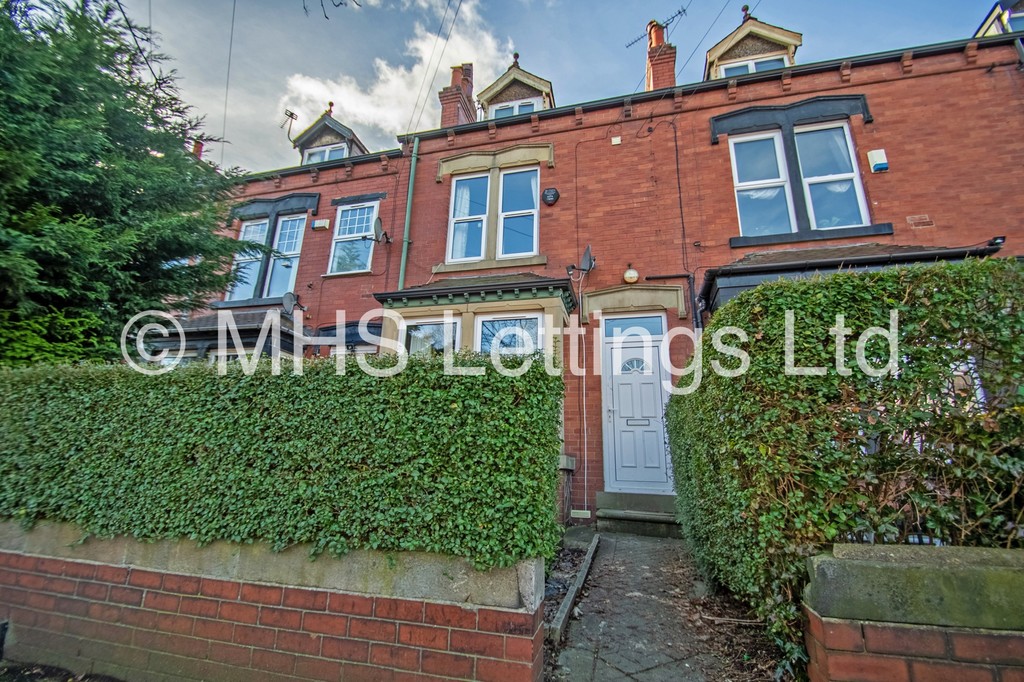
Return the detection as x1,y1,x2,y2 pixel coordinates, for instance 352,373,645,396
433,144,554,274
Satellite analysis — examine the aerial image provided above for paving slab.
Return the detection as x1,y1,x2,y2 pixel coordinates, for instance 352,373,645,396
551,533,729,681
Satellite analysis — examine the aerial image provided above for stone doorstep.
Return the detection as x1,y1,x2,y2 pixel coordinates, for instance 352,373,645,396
595,492,677,515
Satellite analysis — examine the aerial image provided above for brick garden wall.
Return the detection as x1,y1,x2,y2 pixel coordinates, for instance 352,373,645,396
805,606,1024,682
804,545,1024,682
0,524,544,682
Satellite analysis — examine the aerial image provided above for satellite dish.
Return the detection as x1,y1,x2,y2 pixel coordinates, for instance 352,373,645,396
282,291,299,315
580,244,596,273
373,217,383,242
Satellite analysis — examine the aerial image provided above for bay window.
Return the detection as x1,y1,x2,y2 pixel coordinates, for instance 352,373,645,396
475,313,542,356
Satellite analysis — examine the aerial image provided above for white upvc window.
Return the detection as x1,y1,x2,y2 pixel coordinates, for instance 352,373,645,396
400,316,461,356
497,167,539,258
226,220,269,301
328,202,378,274
302,143,347,165
447,173,489,262
794,123,869,230
720,56,788,78
729,131,797,237
488,97,542,120
475,313,543,356
264,214,305,298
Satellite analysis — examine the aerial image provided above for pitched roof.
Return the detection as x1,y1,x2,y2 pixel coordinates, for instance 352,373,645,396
291,107,369,155
476,57,555,109
698,241,1006,312
704,16,802,80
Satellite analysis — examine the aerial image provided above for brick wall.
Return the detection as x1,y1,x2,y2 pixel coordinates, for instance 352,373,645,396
0,550,543,682
806,605,1024,682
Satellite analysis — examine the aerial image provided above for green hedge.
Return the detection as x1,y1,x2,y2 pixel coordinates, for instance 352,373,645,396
666,259,1024,676
0,354,564,568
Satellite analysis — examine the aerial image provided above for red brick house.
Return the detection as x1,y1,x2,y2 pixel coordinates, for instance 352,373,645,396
188,11,1024,530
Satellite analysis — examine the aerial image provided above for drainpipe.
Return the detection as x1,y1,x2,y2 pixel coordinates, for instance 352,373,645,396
397,137,419,290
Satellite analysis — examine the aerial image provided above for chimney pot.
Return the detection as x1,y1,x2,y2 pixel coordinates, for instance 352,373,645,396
647,20,665,49
645,21,676,91
191,140,204,159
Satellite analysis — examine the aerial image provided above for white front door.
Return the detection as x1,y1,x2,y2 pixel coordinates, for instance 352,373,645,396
601,314,674,494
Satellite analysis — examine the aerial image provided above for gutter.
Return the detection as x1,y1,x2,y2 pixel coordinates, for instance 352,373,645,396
398,137,419,290
245,148,403,181
696,244,1004,311
397,33,1023,144
375,277,575,303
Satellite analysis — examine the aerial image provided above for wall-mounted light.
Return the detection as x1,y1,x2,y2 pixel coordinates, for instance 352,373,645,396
623,264,639,284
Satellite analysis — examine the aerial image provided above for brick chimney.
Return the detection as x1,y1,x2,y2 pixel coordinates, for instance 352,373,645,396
645,21,677,91
438,63,476,128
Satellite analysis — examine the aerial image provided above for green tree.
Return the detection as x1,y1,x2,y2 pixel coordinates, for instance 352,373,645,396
0,0,248,365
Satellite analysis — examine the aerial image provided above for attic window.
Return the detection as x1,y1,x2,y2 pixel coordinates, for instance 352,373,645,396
1009,13,1024,31
720,56,787,78
303,143,347,165
488,97,542,120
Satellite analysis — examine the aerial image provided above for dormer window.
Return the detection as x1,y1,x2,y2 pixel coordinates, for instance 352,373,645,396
302,143,347,165
489,97,541,120
720,55,788,78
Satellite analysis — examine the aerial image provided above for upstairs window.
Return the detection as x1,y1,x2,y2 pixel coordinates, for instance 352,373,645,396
328,202,378,274
302,143,347,165
488,98,541,120
264,215,305,298
449,174,489,262
729,122,868,238
720,56,788,78
447,167,539,263
226,215,305,300
1009,13,1024,31
227,220,269,301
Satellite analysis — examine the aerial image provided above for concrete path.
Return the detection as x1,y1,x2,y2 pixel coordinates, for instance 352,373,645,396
551,533,727,682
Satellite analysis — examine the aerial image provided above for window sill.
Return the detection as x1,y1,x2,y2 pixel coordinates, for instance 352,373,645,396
322,270,372,279
432,254,547,274
729,223,893,248
212,297,284,309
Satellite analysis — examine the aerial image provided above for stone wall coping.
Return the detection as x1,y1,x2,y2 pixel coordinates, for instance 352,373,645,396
0,520,542,611
804,545,1024,631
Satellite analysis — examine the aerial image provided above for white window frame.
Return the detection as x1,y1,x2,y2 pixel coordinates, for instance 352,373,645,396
496,167,540,259
327,201,378,275
719,55,789,78
728,130,798,237
226,219,268,301
263,214,306,298
399,316,462,355
446,172,490,264
794,122,870,231
474,312,544,356
302,143,348,165
488,97,542,120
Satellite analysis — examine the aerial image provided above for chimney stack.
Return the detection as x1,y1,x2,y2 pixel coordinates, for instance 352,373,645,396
645,20,677,91
439,63,476,128
191,140,204,159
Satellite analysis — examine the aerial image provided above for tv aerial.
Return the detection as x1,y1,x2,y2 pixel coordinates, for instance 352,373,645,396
280,109,299,140
625,5,687,48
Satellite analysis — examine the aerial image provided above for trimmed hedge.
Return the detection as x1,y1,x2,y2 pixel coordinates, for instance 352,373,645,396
0,354,564,568
666,259,1024,676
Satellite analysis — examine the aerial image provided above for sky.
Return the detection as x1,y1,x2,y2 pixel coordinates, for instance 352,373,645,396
120,0,991,172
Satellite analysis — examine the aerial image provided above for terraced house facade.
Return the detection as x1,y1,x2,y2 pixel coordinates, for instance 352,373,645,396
185,10,1024,528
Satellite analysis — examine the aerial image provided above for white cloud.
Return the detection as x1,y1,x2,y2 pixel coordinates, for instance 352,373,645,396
280,0,511,152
